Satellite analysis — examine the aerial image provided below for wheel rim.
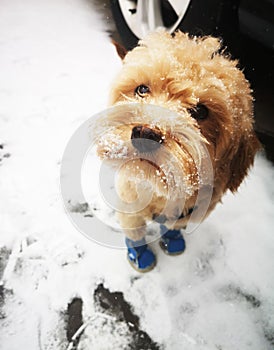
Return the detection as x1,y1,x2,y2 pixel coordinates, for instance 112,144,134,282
118,0,192,39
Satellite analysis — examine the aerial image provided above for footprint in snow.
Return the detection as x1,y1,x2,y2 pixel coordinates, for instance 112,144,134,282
65,284,162,350
0,143,11,165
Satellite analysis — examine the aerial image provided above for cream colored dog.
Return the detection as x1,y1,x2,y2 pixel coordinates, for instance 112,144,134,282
97,30,260,249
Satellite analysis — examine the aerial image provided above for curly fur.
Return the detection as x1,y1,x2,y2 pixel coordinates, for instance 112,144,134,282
97,31,260,240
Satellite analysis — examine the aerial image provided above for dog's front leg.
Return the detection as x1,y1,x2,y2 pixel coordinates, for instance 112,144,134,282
116,212,146,241
117,212,156,272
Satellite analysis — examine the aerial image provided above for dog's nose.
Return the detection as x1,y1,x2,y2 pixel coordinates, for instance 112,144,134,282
131,125,163,152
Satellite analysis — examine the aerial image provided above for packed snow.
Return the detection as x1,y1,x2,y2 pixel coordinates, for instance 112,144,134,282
0,0,274,349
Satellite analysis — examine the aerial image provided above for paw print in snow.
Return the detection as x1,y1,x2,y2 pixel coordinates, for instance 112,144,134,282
0,144,11,166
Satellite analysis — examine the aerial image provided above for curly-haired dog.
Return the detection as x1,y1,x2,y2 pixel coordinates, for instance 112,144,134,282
97,31,260,272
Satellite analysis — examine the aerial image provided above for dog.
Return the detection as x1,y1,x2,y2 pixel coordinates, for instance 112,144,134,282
96,30,260,272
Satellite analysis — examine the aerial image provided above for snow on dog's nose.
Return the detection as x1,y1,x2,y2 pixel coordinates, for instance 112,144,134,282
131,125,163,153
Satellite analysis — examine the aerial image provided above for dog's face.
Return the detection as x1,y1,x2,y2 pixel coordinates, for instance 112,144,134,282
97,31,260,229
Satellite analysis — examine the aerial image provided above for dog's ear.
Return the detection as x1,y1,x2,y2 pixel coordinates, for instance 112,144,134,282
228,131,261,192
111,39,128,60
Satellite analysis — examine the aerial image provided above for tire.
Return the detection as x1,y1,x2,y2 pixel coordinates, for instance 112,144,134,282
110,0,232,50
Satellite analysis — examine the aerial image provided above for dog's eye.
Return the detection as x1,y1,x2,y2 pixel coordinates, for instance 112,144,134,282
135,85,150,97
188,104,209,121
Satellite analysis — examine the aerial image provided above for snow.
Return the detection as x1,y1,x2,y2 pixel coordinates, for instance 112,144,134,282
0,0,274,349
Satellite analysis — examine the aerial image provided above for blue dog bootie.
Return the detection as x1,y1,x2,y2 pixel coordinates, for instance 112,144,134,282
159,225,186,255
126,237,156,273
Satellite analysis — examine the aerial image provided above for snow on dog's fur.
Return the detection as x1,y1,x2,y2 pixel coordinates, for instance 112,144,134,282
97,31,260,240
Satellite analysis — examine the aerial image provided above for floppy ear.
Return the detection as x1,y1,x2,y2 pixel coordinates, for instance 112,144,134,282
111,39,128,60
228,131,261,192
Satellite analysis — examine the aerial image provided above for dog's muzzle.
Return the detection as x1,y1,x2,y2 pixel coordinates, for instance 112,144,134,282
131,125,163,153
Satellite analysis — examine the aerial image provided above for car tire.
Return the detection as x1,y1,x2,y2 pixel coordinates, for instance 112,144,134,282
110,0,231,50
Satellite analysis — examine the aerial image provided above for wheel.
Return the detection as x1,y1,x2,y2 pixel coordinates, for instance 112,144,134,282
110,0,229,50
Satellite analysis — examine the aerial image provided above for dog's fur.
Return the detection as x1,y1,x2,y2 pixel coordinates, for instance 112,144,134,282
97,31,260,240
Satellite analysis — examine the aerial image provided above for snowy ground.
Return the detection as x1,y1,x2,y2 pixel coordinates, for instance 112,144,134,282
0,0,274,349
